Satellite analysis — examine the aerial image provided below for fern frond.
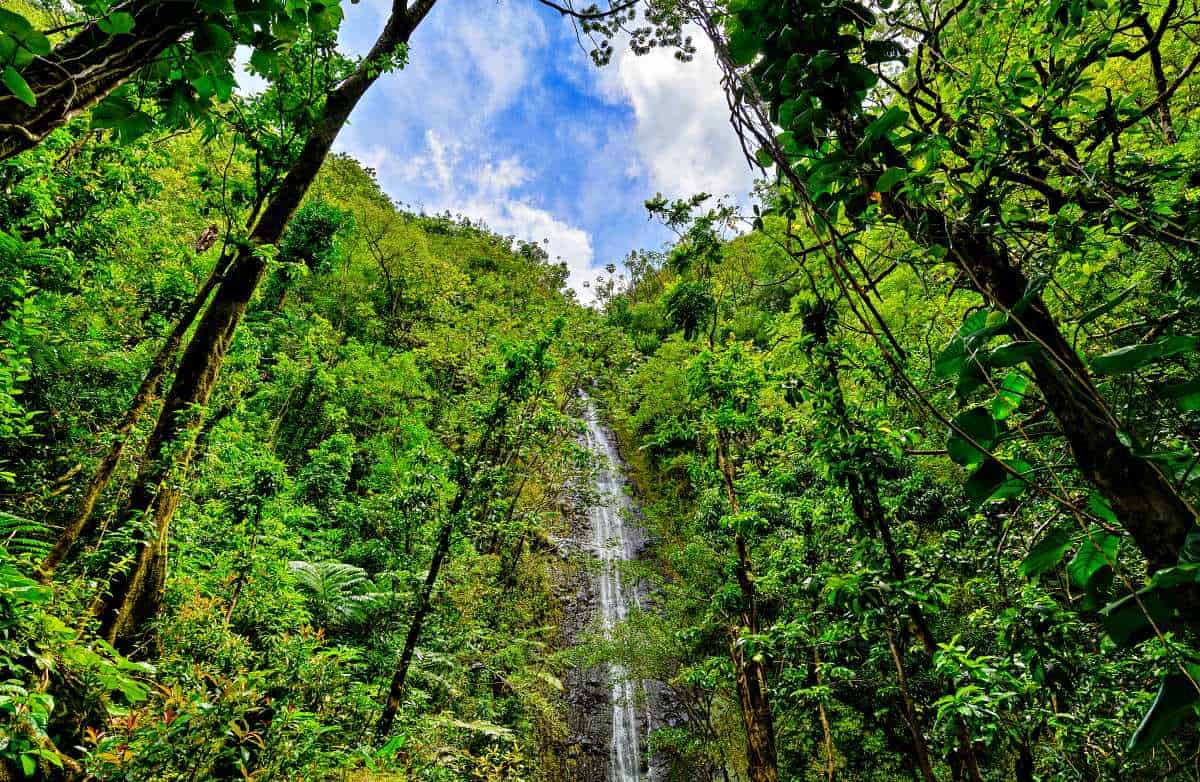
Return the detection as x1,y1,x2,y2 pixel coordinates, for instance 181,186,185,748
0,511,50,562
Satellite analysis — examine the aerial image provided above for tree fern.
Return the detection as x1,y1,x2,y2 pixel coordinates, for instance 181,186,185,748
0,511,50,563
288,560,383,631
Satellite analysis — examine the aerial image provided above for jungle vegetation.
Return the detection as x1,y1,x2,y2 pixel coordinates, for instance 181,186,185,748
1,0,1200,779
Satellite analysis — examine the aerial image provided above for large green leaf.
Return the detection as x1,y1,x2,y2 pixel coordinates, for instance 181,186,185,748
1100,587,1171,646
1021,525,1072,578
1128,667,1200,753
726,23,760,66
0,8,49,55
875,167,907,193
965,457,1032,508
991,371,1027,421
1066,525,1119,594
1160,379,1200,412
97,12,136,35
1092,335,1198,376
2,65,34,107
987,341,1042,368
946,407,999,468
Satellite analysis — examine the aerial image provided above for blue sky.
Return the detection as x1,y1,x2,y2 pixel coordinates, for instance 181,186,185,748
323,0,755,301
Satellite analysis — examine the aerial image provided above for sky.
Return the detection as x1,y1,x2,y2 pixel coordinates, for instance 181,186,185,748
322,0,756,301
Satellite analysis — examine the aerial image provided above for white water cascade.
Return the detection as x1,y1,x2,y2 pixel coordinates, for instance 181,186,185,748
582,399,645,782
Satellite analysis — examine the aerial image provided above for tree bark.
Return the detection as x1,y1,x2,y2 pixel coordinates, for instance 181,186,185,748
885,624,938,782
38,252,229,579
756,106,1200,575
375,510,457,739
716,434,780,782
90,0,439,648
851,114,1199,573
813,648,837,782
0,0,207,160
921,213,1197,572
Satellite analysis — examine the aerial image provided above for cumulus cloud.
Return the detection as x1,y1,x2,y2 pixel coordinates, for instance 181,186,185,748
329,0,754,304
363,128,598,300
594,34,755,202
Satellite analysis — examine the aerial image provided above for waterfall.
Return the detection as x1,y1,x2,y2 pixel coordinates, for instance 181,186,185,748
582,398,645,782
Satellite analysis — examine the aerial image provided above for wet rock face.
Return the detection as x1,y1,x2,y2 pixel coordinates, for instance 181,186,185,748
558,500,611,782
555,400,693,782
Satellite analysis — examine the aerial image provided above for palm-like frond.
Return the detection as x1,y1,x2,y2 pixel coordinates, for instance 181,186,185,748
0,511,50,562
288,560,383,631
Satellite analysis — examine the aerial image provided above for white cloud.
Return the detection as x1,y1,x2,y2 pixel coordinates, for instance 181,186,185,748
594,34,755,201
464,199,596,297
329,1,754,304
363,129,598,301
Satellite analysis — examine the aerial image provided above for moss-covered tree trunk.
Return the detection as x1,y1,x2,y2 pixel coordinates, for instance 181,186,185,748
0,0,206,160
91,0,440,648
717,434,779,782
38,251,230,579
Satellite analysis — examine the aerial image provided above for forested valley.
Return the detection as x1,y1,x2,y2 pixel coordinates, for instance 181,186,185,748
1,0,1200,779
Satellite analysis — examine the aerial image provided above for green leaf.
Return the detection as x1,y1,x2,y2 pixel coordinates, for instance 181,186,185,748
987,341,1042,368
965,458,1031,507
0,9,48,56
91,95,155,142
862,106,907,145
875,167,907,193
935,310,989,379
726,24,760,66
1160,379,1200,412
193,22,233,55
2,65,35,107
1021,525,1072,577
1076,284,1137,327
1088,492,1118,525
1067,526,1120,592
991,371,1027,421
1100,587,1171,646
1092,335,1198,376
946,407,999,468
97,12,136,35
1013,273,1050,314
1128,667,1200,753
0,8,33,37
1178,524,1200,564
779,99,800,130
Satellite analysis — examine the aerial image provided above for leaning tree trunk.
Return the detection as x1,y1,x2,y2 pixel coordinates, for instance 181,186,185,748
833,112,1195,574
804,302,984,780
847,113,1200,573
717,434,780,782
375,509,458,739
38,251,230,579
927,215,1197,573
0,0,207,160
92,0,440,648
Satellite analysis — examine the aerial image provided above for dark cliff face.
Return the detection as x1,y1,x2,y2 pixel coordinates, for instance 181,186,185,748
556,500,611,782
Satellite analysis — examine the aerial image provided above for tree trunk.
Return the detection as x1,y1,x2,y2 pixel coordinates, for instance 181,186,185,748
804,303,983,780
0,0,206,160
814,648,837,782
885,624,938,782
861,117,1198,573
90,0,439,649
716,434,780,782
766,106,1200,574
375,512,456,739
38,252,229,579
925,215,1197,572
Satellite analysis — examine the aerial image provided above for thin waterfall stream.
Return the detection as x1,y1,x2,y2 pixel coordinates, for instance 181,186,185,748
581,398,647,782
